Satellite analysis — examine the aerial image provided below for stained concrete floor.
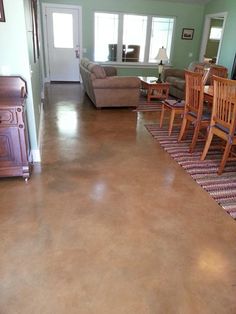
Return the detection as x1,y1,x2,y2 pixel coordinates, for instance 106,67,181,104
1,83,236,314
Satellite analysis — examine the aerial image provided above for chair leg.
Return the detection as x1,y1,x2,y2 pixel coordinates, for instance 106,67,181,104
181,120,190,140
168,109,175,136
218,141,232,175
160,104,165,128
189,123,200,153
200,130,214,161
178,117,187,142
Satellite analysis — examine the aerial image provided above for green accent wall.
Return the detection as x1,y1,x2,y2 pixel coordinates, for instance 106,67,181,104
205,0,236,77
40,0,205,75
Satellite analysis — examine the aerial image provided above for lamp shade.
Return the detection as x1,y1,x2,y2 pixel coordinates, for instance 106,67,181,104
155,47,168,62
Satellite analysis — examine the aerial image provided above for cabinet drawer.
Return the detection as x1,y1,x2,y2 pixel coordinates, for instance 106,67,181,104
0,108,18,125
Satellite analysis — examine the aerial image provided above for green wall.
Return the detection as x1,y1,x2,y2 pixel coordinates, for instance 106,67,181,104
205,0,236,77
39,0,236,77
40,0,205,75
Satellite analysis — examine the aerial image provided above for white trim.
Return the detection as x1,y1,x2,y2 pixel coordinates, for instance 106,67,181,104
37,101,44,162
41,3,83,81
199,12,227,63
30,100,44,163
31,149,41,162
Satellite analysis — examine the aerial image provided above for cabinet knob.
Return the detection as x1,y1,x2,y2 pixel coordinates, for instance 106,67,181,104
19,124,24,128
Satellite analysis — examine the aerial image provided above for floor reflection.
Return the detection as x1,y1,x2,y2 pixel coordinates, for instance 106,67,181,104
56,104,79,136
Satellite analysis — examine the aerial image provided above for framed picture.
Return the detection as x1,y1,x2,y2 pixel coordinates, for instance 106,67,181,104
182,28,194,40
0,0,5,22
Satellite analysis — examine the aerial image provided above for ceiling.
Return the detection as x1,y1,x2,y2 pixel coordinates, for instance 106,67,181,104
158,0,210,4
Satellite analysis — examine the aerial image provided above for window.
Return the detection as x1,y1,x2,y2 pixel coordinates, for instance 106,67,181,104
123,14,147,62
53,13,73,48
94,12,175,64
94,13,118,62
149,17,174,63
209,27,222,40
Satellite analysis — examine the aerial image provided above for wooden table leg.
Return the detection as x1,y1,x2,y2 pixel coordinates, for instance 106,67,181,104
160,103,165,128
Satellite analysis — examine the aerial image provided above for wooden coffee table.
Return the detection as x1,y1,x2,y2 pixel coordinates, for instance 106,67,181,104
139,76,170,102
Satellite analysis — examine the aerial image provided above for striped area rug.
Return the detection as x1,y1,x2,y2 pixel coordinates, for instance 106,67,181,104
133,101,162,112
145,124,236,219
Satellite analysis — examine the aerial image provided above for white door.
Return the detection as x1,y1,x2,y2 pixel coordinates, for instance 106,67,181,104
45,6,81,81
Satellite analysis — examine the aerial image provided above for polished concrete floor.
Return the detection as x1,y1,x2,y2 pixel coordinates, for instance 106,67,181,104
1,83,236,314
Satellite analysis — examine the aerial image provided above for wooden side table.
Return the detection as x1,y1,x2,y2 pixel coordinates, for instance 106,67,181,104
139,76,170,102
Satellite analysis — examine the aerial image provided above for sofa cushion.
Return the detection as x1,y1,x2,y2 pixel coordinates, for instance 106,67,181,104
93,76,140,89
88,63,106,79
166,76,185,90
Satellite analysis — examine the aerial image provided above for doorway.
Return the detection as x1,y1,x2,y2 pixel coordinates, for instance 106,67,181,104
199,12,227,64
42,4,82,82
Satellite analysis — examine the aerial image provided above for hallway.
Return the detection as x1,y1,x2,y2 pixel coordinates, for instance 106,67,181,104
0,83,236,313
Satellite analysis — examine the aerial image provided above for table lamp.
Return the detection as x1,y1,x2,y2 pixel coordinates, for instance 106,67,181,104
155,47,168,83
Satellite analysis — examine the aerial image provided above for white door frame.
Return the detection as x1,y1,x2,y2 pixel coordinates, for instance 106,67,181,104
42,3,83,82
199,12,227,63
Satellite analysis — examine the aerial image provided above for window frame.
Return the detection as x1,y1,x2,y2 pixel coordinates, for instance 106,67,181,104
93,11,176,66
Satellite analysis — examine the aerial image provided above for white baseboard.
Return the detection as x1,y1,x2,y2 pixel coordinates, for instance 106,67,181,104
31,149,41,162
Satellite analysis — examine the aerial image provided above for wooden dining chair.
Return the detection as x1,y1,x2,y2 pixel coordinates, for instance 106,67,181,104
208,65,228,85
194,64,210,85
159,99,185,135
200,76,236,175
178,70,211,153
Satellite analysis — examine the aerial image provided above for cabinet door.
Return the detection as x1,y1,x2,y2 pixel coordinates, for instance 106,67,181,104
0,127,22,167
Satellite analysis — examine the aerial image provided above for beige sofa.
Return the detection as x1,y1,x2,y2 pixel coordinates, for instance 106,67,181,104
80,58,140,108
163,62,227,99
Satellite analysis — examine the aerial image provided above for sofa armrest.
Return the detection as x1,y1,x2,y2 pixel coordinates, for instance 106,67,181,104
93,76,141,89
102,66,117,77
163,68,185,80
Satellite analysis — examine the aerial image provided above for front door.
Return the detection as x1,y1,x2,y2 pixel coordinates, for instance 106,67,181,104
45,6,81,81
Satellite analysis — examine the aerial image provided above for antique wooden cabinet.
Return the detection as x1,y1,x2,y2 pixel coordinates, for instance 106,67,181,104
0,76,31,180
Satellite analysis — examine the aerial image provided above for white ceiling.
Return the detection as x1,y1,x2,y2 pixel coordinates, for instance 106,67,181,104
159,0,210,4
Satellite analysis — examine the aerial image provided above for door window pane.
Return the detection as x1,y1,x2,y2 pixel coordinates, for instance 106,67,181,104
209,27,222,40
94,13,118,62
123,15,147,62
149,17,174,63
53,13,73,48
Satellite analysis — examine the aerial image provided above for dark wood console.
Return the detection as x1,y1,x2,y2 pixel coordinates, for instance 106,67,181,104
0,76,31,180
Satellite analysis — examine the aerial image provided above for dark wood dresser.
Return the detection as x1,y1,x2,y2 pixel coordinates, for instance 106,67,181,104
0,76,31,181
